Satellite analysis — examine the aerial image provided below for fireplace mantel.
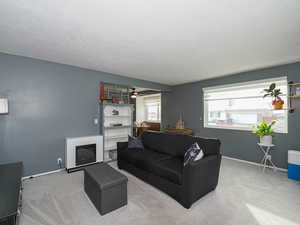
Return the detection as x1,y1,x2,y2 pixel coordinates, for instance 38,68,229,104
65,135,103,172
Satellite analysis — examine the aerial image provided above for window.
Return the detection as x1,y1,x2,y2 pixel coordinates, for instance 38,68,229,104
203,77,288,133
144,95,161,122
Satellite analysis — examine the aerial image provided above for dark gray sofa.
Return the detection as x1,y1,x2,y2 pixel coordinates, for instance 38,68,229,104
117,131,221,209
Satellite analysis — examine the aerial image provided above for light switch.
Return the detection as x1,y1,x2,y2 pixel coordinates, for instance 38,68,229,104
0,98,8,114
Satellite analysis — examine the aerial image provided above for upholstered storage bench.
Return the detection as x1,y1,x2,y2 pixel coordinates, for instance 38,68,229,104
84,163,128,215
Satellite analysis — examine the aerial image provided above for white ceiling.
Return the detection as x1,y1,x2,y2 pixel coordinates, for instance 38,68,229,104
0,0,300,85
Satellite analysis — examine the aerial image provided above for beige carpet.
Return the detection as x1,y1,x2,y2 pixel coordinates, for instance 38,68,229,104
20,159,300,225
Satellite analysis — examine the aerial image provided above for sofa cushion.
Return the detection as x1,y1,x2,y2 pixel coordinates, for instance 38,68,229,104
141,131,167,152
118,148,141,164
151,157,183,185
128,135,144,149
118,147,172,171
134,149,173,172
141,131,195,157
184,142,204,166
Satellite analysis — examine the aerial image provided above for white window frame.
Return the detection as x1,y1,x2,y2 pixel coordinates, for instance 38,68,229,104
144,94,161,122
203,77,288,133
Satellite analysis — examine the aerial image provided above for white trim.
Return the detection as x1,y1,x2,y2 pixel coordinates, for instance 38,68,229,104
222,155,287,172
22,168,65,180
202,76,287,92
21,156,288,180
204,124,254,132
202,76,288,134
204,124,287,134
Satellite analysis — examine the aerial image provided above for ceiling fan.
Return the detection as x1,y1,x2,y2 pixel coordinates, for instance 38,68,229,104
130,88,139,98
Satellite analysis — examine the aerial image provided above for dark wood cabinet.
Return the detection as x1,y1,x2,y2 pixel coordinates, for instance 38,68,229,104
165,128,193,135
0,162,23,225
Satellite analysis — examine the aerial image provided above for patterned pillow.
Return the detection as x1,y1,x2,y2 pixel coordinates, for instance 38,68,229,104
128,135,144,149
184,142,204,166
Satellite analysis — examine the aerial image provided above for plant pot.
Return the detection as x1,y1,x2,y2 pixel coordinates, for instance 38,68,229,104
272,99,284,110
260,135,273,145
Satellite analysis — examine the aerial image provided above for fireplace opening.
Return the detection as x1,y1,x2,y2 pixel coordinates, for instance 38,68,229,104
76,144,96,166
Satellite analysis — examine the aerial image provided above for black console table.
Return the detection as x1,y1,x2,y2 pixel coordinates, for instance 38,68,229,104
0,162,23,225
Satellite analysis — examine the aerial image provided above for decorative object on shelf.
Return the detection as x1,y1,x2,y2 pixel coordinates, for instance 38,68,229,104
263,83,284,110
100,82,105,103
0,98,8,114
252,121,276,145
112,97,120,104
110,123,123,127
108,151,118,161
176,113,185,129
112,109,119,115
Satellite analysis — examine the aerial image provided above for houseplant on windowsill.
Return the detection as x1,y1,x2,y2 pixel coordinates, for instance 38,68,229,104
252,121,276,145
263,83,284,110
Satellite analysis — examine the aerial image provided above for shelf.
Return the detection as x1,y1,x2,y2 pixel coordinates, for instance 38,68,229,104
104,125,131,129
105,135,128,139
101,103,133,107
104,148,117,152
288,82,300,86
104,159,117,163
289,95,300,99
104,145,117,150
104,115,131,118
268,108,295,112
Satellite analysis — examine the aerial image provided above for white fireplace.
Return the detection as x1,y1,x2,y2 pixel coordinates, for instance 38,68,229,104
65,135,103,172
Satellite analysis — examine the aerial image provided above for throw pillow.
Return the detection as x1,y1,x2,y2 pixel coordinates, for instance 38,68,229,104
184,142,204,166
128,135,144,149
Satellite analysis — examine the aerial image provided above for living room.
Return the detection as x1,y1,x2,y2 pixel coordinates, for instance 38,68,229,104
1,1,300,225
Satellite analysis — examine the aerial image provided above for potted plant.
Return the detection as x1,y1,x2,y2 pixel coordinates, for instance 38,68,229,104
263,83,284,110
252,121,276,145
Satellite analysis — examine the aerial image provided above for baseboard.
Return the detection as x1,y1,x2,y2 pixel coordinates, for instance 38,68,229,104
22,156,287,180
22,168,65,180
222,156,288,172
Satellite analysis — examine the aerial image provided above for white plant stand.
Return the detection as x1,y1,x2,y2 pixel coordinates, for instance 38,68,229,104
257,143,277,172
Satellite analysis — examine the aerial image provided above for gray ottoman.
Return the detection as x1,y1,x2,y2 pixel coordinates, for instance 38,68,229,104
84,163,128,215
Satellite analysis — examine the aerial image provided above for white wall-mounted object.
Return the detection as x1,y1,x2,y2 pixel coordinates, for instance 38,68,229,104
65,135,103,171
0,98,8,114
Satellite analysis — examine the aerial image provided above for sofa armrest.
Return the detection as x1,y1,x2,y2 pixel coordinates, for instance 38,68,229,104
117,142,128,152
117,142,128,167
182,154,222,207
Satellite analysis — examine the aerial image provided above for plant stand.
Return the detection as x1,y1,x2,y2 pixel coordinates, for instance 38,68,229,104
257,143,277,172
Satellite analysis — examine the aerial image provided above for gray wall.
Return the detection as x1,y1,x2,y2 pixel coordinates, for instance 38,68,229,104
162,62,300,169
0,53,170,176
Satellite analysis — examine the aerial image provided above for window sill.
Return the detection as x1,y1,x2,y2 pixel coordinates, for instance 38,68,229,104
203,124,287,134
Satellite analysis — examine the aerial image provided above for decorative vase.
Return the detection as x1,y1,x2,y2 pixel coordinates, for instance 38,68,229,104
272,99,284,110
100,82,105,103
260,135,272,145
